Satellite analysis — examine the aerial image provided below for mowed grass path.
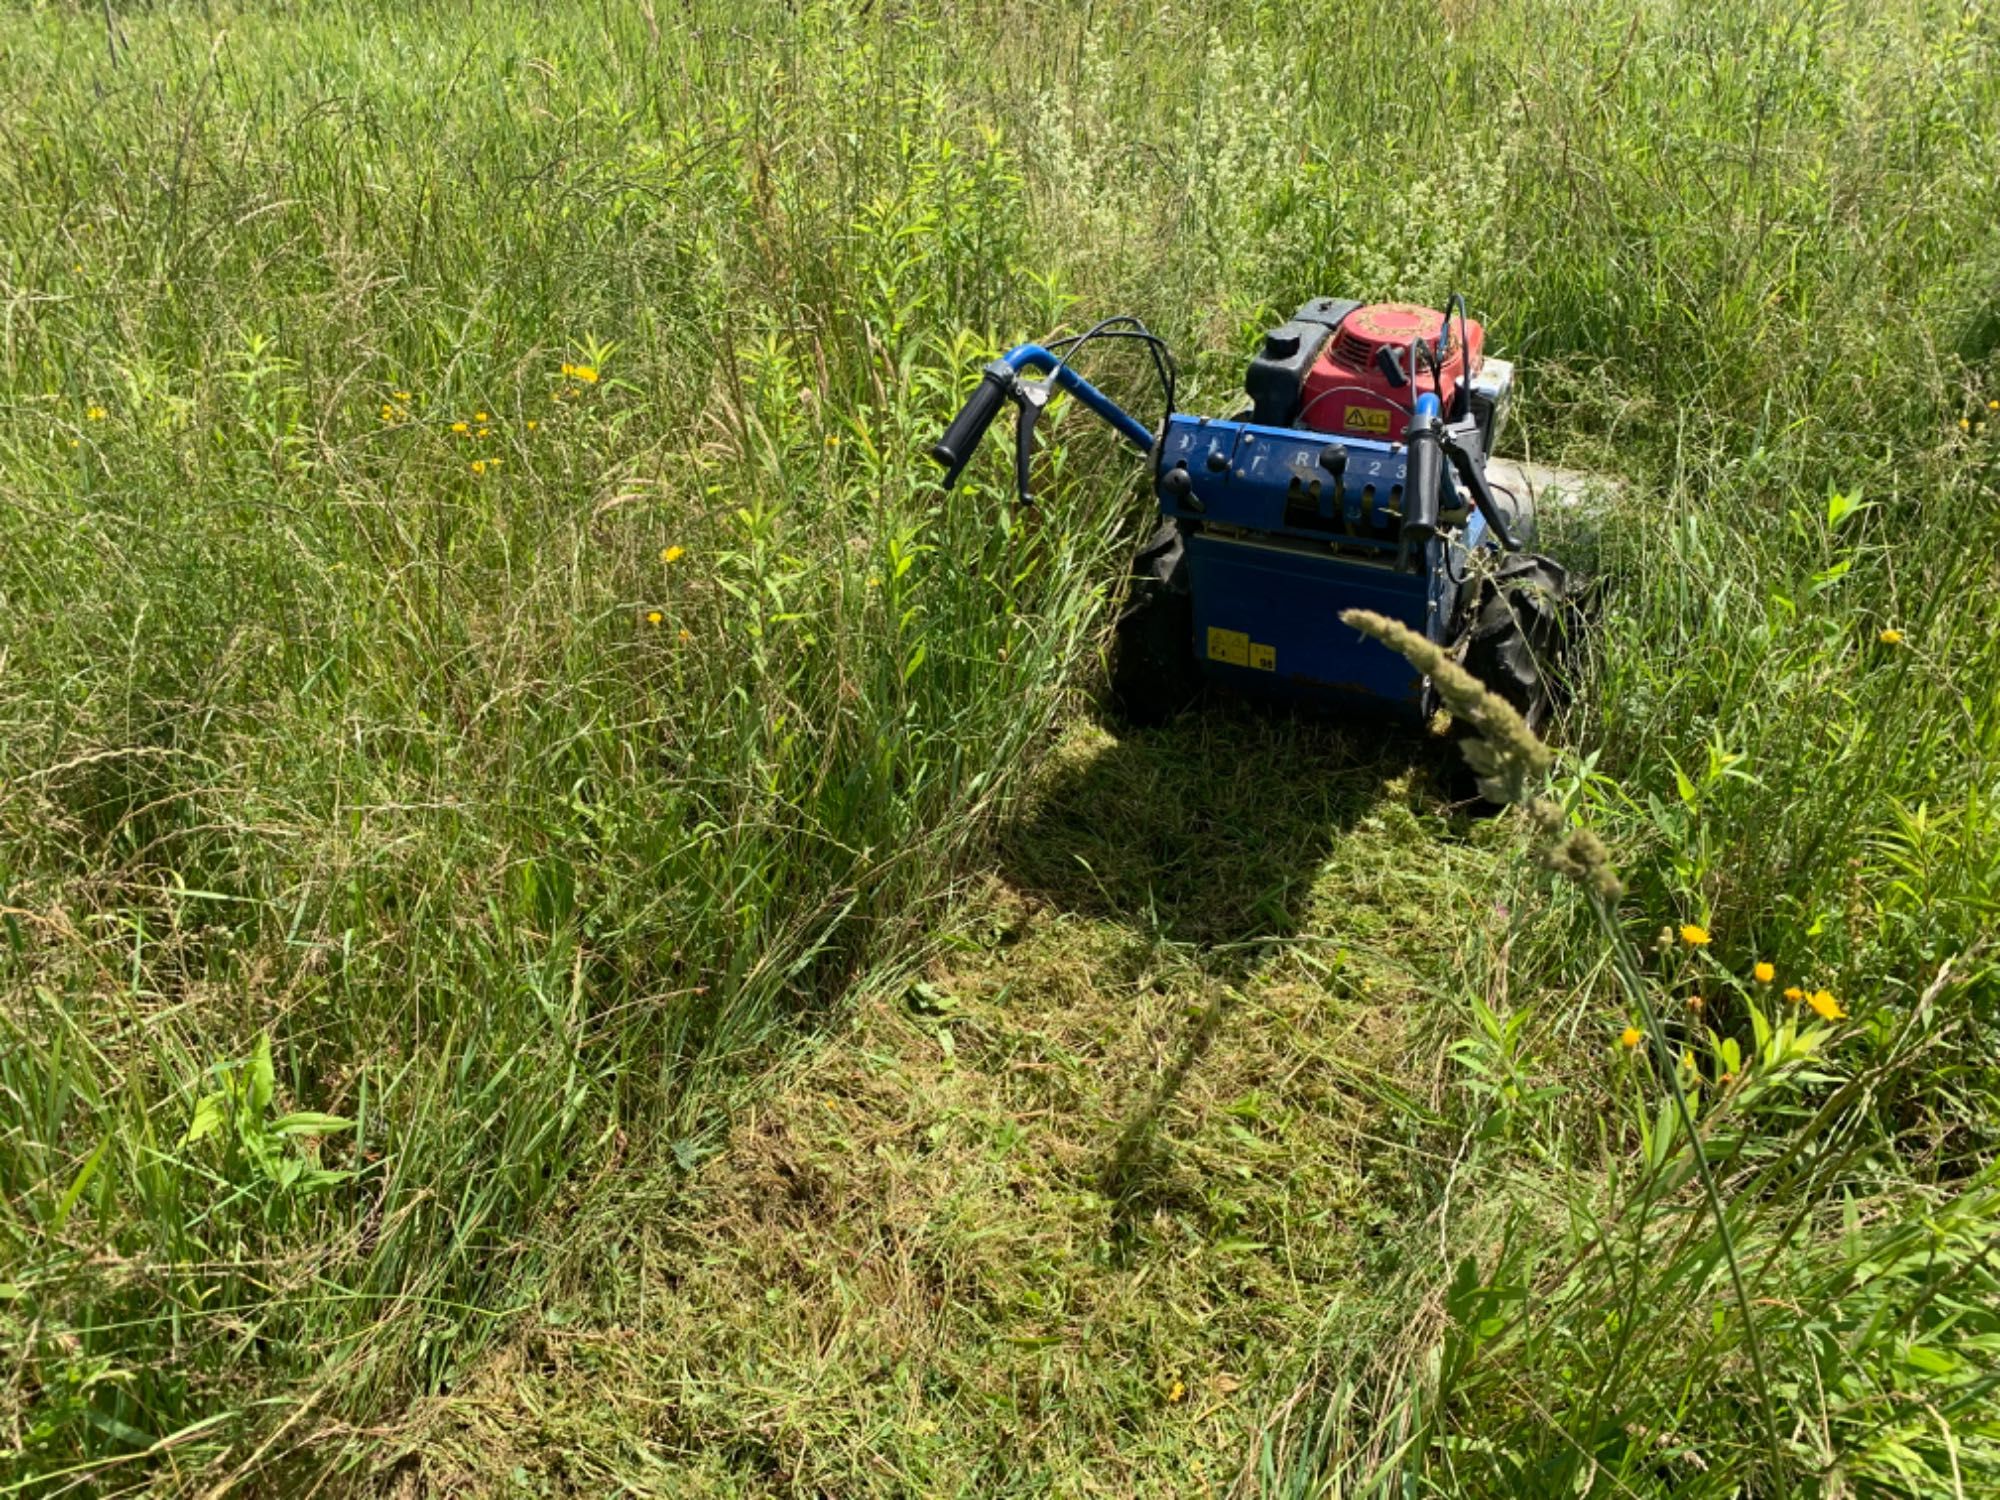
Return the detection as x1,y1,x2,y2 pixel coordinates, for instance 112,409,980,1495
401,719,1493,1496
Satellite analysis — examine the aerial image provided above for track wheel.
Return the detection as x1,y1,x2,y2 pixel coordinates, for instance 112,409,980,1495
1108,521,1200,726
1455,552,1584,734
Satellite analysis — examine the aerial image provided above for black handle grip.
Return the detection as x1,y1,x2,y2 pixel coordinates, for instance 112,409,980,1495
1403,412,1443,546
930,362,1014,485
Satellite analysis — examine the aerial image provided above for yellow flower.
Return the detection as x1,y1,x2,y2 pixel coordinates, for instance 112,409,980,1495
1878,628,1904,645
1783,986,1804,1002
1989,399,1999,411
1679,923,1711,948
1165,1378,1186,1404
471,459,486,474
825,434,841,447
662,546,685,563
475,412,489,423
1807,989,1846,1021
646,610,663,626
1619,1026,1642,1049
1753,961,1775,984
526,420,538,431
677,629,691,644
560,363,573,377
1960,418,1971,431
866,576,881,589
571,364,598,384
488,457,503,468
478,427,491,437
394,390,411,401
86,406,106,421
381,403,396,421
452,421,469,434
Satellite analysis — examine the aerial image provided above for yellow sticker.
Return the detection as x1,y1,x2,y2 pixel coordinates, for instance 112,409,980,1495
1343,405,1390,435
1207,627,1249,666
1249,641,1276,671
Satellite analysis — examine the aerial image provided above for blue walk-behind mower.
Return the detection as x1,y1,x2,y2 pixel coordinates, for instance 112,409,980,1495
930,297,1582,734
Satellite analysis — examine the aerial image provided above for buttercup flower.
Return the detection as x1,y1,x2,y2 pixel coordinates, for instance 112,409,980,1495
1679,924,1711,948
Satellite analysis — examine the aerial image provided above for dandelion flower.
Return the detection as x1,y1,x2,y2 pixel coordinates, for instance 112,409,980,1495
526,420,538,431
394,390,411,401
646,610,663,626
478,427,491,437
86,406,106,421
826,434,841,447
662,546,684,564
1783,986,1804,1002
1879,628,1904,645
452,420,469,434
1989,399,1999,411
1620,1026,1642,1049
475,412,488,423
571,364,598,384
471,459,486,474
1679,923,1711,947
1807,989,1846,1021
1753,961,1775,984
1962,418,1973,431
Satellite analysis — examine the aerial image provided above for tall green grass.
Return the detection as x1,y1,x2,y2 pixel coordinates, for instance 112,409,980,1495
2,0,1997,1492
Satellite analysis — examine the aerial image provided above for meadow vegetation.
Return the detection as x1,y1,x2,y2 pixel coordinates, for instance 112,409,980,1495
2,0,1997,1493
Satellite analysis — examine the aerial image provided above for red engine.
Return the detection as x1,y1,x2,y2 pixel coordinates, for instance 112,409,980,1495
1296,302,1483,444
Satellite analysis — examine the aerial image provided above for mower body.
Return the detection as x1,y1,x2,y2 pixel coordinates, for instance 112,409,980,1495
1156,411,1502,717
929,295,1568,730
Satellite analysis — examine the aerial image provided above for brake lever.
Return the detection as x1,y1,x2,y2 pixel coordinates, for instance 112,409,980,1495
1440,423,1522,552
1013,379,1052,507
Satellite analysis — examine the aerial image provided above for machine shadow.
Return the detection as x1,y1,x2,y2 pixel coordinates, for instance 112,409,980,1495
997,705,1428,967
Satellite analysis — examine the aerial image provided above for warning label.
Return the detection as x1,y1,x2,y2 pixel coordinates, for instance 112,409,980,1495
1208,628,1277,672
1343,405,1390,435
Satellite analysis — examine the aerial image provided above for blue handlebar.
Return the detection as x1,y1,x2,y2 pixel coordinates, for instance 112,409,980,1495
1000,344,1158,453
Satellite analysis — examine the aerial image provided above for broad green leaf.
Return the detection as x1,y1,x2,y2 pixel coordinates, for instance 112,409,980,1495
249,1033,275,1117
183,1092,227,1146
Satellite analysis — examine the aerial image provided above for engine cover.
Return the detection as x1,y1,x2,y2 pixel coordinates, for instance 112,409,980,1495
1297,301,1483,443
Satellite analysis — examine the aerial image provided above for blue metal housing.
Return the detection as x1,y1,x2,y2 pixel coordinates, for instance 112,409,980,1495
1154,401,1484,718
